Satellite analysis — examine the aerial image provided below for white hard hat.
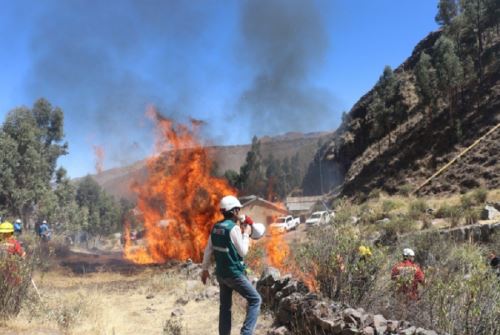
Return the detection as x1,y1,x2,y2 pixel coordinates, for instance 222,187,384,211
250,223,266,240
42,220,47,224
403,248,415,257
15,219,21,223
220,195,242,212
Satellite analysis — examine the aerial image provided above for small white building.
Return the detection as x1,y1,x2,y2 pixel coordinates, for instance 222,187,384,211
285,196,326,221
239,196,289,225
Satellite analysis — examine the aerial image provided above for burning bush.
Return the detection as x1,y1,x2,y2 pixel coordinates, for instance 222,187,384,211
124,108,235,264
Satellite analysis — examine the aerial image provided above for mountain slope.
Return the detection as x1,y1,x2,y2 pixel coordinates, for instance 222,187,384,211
303,18,500,197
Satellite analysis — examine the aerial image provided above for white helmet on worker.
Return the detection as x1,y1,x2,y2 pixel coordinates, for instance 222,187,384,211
403,248,415,257
220,195,242,213
250,223,266,240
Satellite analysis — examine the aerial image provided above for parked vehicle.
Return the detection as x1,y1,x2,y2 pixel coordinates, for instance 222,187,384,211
269,215,300,234
305,211,333,227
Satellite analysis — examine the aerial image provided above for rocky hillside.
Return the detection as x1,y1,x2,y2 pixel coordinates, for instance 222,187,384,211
91,131,330,200
303,9,499,198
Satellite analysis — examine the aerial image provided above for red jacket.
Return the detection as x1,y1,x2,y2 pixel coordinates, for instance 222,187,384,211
2,237,24,257
391,259,424,299
0,237,25,286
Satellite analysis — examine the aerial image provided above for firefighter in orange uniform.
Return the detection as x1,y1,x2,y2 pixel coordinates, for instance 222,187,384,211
0,221,26,286
391,248,424,300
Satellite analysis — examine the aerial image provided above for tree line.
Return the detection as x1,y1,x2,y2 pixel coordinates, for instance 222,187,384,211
361,0,498,152
0,98,132,238
223,136,302,201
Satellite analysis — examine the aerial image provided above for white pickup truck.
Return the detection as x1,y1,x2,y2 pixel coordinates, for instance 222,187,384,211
305,211,333,227
269,215,300,233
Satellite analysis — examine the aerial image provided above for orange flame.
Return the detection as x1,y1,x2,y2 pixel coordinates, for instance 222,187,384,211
124,106,235,264
123,106,318,291
262,213,319,292
93,145,105,174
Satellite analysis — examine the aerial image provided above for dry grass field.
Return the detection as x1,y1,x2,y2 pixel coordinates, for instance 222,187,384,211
0,264,273,335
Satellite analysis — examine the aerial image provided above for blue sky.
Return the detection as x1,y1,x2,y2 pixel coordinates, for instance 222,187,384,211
0,0,439,178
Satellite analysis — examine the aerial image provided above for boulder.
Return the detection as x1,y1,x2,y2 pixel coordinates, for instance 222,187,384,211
343,308,363,326
259,267,281,285
386,320,399,333
362,326,375,335
481,205,500,220
267,326,290,335
281,279,309,297
171,307,185,317
372,314,387,334
175,296,189,305
400,326,416,335
341,327,361,335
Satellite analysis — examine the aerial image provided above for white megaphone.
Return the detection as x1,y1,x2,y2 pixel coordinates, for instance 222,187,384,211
250,223,266,240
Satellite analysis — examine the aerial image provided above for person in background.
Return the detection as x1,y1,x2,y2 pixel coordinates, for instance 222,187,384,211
13,219,22,236
201,195,262,335
39,220,51,241
391,248,425,300
0,221,26,258
488,251,499,277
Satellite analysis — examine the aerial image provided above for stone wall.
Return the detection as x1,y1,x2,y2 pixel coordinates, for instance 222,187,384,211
257,267,439,335
401,221,500,244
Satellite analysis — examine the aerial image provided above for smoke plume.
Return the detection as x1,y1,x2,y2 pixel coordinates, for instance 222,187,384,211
237,0,334,135
25,0,214,169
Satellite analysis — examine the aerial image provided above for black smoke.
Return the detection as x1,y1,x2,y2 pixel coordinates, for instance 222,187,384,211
25,0,213,167
237,0,335,135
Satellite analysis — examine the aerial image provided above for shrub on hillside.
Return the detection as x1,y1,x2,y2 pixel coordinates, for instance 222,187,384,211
460,194,476,209
408,199,428,219
416,244,500,335
383,216,418,236
471,188,488,204
368,188,382,199
398,184,413,197
463,207,481,225
435,204,463,227
382,200,398,214
296,225,385,305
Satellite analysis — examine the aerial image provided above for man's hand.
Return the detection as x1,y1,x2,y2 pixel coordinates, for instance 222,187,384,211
201,270,210,285
242,223,252,236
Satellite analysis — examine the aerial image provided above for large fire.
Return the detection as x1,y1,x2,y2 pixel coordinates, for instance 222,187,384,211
123,106,234,264
123,106,318,291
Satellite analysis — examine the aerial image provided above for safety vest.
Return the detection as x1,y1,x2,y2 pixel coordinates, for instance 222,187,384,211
211,219,246,278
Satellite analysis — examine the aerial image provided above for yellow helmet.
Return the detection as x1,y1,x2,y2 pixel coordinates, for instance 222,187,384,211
0,221,14,234
358,245,372,257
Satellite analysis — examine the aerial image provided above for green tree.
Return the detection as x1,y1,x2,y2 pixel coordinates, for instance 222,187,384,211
434,36,464,117
436,0,459,26
223,169,240,188
290,153,302,191
238,136,265,196
264,154,282,200
0,99,67,222
415,52,438,122
375,66,397,144
281,157,291,197
460,0,489,79
76,175,122,238
369,92,387,155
